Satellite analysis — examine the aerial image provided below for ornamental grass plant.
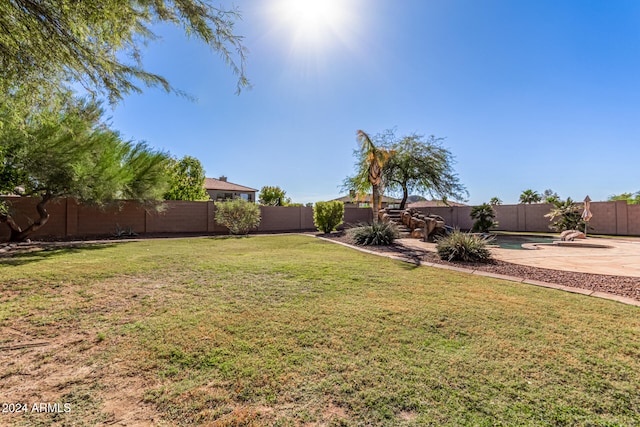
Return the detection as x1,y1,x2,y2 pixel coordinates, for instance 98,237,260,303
436,229,494,262
348,221,398,246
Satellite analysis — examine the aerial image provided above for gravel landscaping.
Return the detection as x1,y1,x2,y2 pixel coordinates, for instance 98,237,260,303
319,232,640,302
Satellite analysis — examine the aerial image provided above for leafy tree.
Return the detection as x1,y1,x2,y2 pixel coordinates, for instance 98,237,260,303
214,198,261,235
313,201,344,233
259,186,291,206
0,94,170,241
383,134,467,209
544,198,588,232
164,156,209,201
470,203,498,233
519,189,542,204
544,195,561,204
0,0,249,103
489,197,502,206
343,130,394,221
608,192,640,204
542,189,560,204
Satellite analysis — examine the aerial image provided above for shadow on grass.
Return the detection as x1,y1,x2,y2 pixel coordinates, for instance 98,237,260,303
206,235,252,240
0,243,119,267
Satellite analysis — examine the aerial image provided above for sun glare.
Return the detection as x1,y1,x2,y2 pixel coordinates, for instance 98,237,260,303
273,0,351,50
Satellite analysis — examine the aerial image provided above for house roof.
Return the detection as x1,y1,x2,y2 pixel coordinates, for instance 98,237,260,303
204,178,257,193
407,200,467,208
332,195,402,204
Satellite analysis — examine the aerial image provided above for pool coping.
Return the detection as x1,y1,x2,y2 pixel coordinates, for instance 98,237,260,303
315,235,640,308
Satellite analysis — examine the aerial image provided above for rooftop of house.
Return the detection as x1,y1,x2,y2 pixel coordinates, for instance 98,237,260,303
407,200,467,208
332,195,402,204
204,177,257,193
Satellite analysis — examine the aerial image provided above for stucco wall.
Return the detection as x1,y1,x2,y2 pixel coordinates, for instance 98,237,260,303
410,201,640,235
1,198,373,241
2,197,638,241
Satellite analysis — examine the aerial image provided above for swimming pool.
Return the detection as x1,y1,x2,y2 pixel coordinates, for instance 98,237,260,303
488,234,556,250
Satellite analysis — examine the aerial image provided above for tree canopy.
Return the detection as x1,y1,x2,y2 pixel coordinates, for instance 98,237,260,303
258,186,291,206
0,0,249,103
344,130,467,212
164,156,209,201
608,192,640,204
0,93,170,241
519,189,542,204
383,134,467,209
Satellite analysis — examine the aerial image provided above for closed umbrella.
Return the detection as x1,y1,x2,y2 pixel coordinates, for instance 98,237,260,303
581,195,592,236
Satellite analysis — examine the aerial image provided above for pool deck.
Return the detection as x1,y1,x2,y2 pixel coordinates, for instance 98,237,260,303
398,237,640,278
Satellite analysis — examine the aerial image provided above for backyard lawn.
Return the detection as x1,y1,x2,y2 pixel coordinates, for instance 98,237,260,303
0,235,638,426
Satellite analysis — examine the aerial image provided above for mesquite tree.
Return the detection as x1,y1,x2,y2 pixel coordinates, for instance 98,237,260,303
383,134,467,209
0,0,249,103
0,94,170,242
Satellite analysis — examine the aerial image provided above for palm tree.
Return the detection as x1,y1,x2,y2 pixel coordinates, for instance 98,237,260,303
519,189,542,204
489,197,502,206
356,130,393,222
470,203,498,232
544,197,587,231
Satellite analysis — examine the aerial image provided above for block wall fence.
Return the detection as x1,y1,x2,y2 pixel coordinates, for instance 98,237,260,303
0,198,373,241
1,198,638,241
414,200,640,236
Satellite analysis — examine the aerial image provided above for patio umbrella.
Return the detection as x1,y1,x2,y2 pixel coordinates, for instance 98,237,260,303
581,195,593,236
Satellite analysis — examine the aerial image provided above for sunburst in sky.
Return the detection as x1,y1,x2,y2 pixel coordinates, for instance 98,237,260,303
270,0,358,55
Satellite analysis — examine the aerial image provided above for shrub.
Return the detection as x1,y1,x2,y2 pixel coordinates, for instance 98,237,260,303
313,201,344,233
470,203,498,233
435,229,493,262
349,222,398,246
214,199,261,235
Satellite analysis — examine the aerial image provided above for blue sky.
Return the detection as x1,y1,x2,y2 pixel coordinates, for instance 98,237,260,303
109,0,640,205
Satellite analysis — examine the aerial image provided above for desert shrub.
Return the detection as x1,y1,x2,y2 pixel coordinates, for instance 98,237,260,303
349,222,398,246
313,201,344,233
214,199,261,235
435,229,493,262
470,203,498,233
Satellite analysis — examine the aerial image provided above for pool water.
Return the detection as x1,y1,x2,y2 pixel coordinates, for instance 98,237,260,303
489,235,556,250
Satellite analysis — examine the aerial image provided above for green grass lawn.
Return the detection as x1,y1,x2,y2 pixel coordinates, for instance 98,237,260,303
0,235,638,426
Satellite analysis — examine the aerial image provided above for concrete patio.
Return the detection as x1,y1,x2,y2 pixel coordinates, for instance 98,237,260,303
398,237,640,278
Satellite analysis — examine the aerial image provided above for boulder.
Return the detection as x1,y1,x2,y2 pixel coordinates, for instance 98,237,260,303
409,217,420,230
411,228,425,239
428,214,445,222
424,217,437,237
381,213,391,223
560,230,586,241
402,211,412,227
